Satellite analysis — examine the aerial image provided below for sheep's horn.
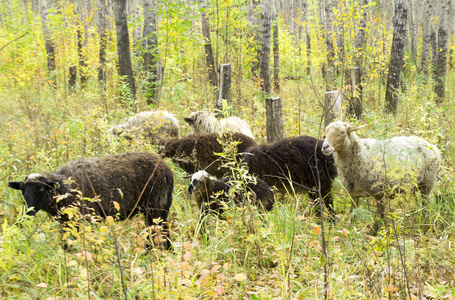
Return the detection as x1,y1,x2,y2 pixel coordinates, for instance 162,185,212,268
348,124,367,133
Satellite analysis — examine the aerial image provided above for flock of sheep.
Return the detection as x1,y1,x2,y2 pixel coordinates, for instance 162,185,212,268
8,109,442,249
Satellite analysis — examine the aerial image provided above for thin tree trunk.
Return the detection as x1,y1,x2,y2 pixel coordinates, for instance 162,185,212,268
143,0,160,105
324,0,335,90
273,10,280,93
385,0,407,114
248,0,261,77
260,0,273,95
131,0,141,47
421,0,433,73
199,0,217,87
38,0,55,74
97,0,108,83
434,0,449,102
336,2,345,77
114,0,137,106
304,0,311,75
77,0,88,86
408,0,417,65
352,0,367,118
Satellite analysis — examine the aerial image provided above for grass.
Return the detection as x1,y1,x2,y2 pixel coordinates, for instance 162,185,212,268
1,4,455,298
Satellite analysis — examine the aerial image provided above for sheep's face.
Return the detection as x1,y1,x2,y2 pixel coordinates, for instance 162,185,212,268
188,170,211,194
8,174,59,216
323,121,365,155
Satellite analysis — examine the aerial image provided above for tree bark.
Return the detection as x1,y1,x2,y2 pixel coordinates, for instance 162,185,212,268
421,0,433,73
266,97,284,143
353,0,367,116
385,0,407,115
408,0,417,65
97,0,108,83
77,0,88,86
216,63,231,110
143,0,160,105
248,0,261,77
114,0,137,106
324,0,335,90
272,11,280,93
199,0,218,87
304,0,311,75
324,91,342,129
38,0,55,74
260,0,273,95
434,0,449,102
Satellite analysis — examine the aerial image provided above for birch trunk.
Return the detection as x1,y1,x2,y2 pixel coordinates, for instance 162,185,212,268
434,0,449,102
259,0,273,95
248,0,261,76
114,0,137,105
97,0,108,83
273,11,280,93
38,0,55,73
421,0,433,73
143,0,160,104
324,0,335,89
385,0,407,114
199,0,218,87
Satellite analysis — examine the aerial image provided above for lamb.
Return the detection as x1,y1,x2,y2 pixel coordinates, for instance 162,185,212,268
8,152,174,249
242,136,338,216
322,121,441,223
188,170,275,216
184,111,254,140
159,132,257,178
109,110,180,143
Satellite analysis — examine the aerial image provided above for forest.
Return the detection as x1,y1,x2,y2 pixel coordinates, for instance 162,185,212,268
0,0,454,298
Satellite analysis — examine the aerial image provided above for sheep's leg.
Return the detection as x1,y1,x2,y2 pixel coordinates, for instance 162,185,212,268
372,197,386,234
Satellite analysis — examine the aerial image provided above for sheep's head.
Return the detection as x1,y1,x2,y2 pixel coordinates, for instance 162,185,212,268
188,170,214,194
322,121,365,155
8,173,60,216
184,111,216,134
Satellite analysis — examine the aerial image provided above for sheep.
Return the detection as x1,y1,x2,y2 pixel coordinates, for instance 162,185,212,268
184,111,254,140
8,152,174,249
159,132,257,178
322,121,441,224
109,110,180,143
188,170,275,215
242,136,338,216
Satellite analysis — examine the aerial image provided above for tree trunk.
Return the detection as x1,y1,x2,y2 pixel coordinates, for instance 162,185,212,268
421,0,433,73
199,0,217,87
324,90,342,129
248,0,261,77
434,0,449,103
114,0,137,106
38,0,55,74
304,0,311,75
348,67,363,119
336,2,345,77
260,0,273,95
385,0,407,115
324,0,335,90
131,0,141,47
266,97,284,142
143,0,160,105
77,0,88,86
353,0,367,115
408,0,417,65
97,0,108,83
216,63,231,110
272,11,280,93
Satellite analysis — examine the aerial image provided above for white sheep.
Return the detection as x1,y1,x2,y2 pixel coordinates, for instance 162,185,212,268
184,111,254,140
322,121,441,223
110,110,180,143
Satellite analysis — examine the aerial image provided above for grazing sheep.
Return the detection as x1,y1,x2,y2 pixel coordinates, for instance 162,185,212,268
322,121,441,222
109,110,180,143
242,136,338,215
184,111,254,140
8,152,174,249
159,132,257,178
188,170,275,216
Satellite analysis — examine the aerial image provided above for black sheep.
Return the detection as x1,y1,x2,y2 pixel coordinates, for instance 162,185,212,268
159,132,257,178
8,152,174,249
242,136,338,215
187,170,275,216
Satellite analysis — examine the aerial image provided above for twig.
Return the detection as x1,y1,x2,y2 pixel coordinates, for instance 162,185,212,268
0,32,29,52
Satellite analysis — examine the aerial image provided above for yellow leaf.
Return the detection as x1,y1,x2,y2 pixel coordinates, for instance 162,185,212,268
309,240,315,248
113,201,120,211
100,226,108,233
183,252,191,261
386,284,398,292
313,226,321,235
180,261,189,270
106,216,114,225
234,273,247,282
36,283,47,288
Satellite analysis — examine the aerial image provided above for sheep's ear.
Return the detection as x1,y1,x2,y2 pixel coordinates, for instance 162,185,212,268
43,179,60,189
8,181,23,190
183,117,194,125
348,124,366,133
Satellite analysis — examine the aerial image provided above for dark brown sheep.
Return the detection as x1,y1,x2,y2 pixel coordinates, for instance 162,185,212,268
242,136,338,216
159,132,257,178
187,170,275,216
8,152,173,249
